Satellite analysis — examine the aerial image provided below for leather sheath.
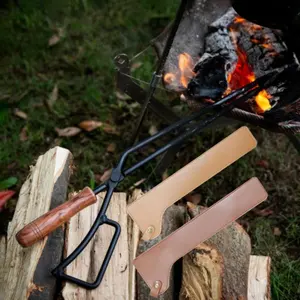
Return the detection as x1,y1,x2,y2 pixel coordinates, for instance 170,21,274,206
127,126,257,240
133,177,268,297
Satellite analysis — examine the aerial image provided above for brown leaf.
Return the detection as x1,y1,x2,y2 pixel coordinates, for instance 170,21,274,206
48,34,61,46
257,160,270,169
100,169,113,182
185,193,202,205
130,61,142,72
20,127,28,141
102,123,120,135
115,91,131,100
106,143,116,153
162,171,169,181
273,227,282,236
48,28,65,47
186,202,197,210
47,84,58,108
253,208,274,217
14,108,27,120
149,125,158,136
0,190,15,212
79,120,103,132
7,162,17,170
55,127,81,137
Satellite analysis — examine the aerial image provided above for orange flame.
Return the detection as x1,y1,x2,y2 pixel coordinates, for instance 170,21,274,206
164,52,195,90
227,47,271,112
229,18,272,112
164,73,176,85
179,53,194,88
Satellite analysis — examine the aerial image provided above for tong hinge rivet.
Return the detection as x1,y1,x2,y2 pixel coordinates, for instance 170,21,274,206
154,281,160,289
147,226,154,234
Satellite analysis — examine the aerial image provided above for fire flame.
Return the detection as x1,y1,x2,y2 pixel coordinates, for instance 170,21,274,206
228,18,272,112
163,16,273,113
227,47,271,112
164,52,195,90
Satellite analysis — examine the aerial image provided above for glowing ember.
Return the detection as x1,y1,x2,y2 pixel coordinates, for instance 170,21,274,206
228,19,272,112
164,73,176,85
227,47,271,112
164,52,195,90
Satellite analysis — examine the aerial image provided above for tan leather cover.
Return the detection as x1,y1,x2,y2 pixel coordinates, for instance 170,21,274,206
127,127,257,240
133,177,268,297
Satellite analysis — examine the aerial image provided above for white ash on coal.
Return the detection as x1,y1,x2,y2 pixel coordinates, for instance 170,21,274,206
187,8,298,114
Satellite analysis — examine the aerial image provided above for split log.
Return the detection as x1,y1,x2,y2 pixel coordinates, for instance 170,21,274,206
61,190,142,300
136,205,186,300
128,190,143,300
179,203,271,300
179,202,252,300
0,145,272,300
62,192,130,300
0,147,72,300
248,256,271,300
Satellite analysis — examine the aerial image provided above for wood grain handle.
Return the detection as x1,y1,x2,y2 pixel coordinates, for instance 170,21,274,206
16,187,97,248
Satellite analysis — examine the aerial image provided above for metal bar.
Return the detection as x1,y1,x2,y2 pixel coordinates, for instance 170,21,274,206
131,0,189,143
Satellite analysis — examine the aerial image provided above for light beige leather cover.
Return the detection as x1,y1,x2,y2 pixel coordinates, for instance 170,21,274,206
133,177,268,297
127,126,257,240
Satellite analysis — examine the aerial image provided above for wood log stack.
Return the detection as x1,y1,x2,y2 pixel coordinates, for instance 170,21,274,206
0,147,271,299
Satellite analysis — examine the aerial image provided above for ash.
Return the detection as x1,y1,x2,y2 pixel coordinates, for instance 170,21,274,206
188,8,298,112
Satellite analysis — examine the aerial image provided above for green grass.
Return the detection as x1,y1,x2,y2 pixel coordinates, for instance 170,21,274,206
0,1,300,298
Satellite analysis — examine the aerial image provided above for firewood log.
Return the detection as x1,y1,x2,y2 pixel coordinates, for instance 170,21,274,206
0,147,72,300
248,256,271,300
62,192,131,300
179,202,251,300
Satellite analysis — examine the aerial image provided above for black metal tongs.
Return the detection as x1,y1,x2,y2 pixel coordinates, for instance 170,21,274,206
51,68,280,288
16,0,291,289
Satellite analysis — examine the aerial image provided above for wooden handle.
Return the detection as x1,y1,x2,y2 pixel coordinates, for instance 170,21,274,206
16,187,97,248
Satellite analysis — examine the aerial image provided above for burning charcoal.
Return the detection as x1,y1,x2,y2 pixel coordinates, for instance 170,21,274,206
185,7,299,114
187,53,229,100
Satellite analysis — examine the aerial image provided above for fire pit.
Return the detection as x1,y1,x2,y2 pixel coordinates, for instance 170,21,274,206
116,0,300,137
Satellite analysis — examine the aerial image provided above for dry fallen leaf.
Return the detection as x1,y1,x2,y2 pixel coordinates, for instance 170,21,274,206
14,108,27,120
0,190,15,212
79,120,103,132
273,227,282,236
162,171,169,181
48,28,65,47
47,84,58,108
130,61,143,72
55,127,81,137
115,91,131,100
253,208,274,217
103,123,120,135
48,34,60,46
20,127,28,141
107,143,116,153
185,193,202,205
257,160,270,169
100,169,113,182
149,125,158,136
